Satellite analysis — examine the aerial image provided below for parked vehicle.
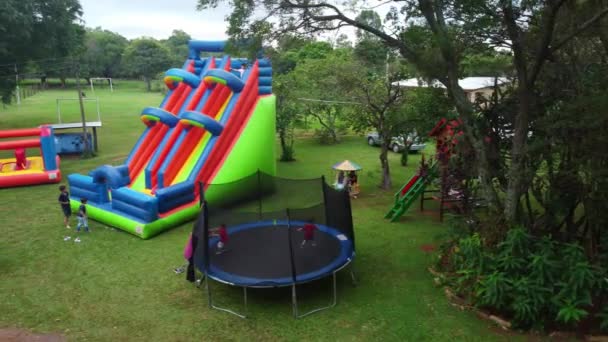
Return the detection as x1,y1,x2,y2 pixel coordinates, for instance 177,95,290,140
366,132,426,153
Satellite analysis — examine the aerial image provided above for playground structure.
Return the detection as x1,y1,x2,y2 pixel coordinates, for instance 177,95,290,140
67,40,276,239
53,97,102,153
385,118,464,222
0,126,61,188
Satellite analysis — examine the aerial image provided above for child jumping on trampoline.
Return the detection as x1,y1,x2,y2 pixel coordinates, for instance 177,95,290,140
298,222,317,247
210,224,229,254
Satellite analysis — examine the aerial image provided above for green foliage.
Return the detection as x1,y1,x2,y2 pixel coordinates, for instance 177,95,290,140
448,227,607,330
162,29,192,67
0,0,84,101
460,53,512,77
81,27,128,78
123,38,171,91
274,72,301,161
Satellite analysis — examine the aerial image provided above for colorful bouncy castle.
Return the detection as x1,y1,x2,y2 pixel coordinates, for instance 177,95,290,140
0,126,61,188
67,40,276,239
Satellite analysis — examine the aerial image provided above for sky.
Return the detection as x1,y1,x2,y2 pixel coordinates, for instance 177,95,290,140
80,0,231,40
79,0,387,44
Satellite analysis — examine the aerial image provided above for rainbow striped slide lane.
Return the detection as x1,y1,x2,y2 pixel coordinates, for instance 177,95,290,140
67,40,275,239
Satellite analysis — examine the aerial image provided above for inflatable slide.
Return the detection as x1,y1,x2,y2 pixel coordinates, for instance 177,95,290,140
0,126,61,188
68,40,276,239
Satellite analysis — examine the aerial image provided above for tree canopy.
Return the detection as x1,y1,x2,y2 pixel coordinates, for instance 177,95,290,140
0,0,84,101
122,38,172,91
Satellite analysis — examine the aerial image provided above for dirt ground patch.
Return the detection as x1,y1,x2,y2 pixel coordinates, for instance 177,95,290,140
0,328,65,342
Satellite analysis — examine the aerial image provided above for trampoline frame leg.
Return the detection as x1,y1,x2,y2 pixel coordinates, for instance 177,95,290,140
350,260,358,286
293,271,338,319
204,276,248,319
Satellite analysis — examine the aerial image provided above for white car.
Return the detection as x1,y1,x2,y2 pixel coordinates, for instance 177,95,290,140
366,132,426,153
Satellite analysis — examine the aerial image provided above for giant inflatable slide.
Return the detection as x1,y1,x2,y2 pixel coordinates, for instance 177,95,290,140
68,40,276,239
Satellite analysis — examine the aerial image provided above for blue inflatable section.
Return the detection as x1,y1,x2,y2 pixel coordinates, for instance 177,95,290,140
204,69,245,93
165,68,201,88
156,180,195,213
180,111,224,136
111,187,158,222
90,165,130,189
188,40,226,59
141,107,180,127
68,174,110,204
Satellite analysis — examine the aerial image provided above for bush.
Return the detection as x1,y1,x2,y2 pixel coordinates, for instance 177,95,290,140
441,226,608,331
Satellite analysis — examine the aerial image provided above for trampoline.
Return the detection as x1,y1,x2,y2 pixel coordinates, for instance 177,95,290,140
205,220,354,287
188,171,357,318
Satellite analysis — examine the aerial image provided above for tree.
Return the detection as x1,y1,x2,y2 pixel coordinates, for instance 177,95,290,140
162,30,192,67
196,0,608,223
274,73,301,161
336,63,407,189
0,0,84,101
353,10,389,71
81,27,128,81
292,53,352,144
123,38,171,91
395,87,453,165
31,0,85,88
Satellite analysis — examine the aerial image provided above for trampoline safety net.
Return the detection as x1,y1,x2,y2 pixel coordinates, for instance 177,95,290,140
189,171,355,287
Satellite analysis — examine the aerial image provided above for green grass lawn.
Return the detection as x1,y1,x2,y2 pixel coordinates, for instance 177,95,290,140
1,86,528,341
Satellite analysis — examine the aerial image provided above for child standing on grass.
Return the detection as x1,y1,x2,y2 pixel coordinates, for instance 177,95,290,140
58,185,71,228
76,198,89,233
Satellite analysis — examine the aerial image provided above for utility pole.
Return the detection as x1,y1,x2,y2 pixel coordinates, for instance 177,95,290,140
75,61,92,157
15,64,21,105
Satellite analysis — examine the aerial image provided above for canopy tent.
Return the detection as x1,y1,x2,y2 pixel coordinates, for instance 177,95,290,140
332,160,362,171
331,160,361,198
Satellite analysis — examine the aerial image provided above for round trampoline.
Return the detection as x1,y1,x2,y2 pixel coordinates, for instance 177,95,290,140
189,171,357,318
203,220,354,287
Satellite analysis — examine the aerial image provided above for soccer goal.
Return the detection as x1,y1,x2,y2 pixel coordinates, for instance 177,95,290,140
89,77,114,93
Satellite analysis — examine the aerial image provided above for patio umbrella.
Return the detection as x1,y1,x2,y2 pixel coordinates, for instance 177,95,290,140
332,160,362,171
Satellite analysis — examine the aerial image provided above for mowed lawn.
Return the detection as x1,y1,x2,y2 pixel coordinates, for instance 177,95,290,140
1,84,524,341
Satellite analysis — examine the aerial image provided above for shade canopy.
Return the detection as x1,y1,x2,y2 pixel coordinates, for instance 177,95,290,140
332,160,362,171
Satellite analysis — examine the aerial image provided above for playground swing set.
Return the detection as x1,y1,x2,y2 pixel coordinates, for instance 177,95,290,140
385,118,487,222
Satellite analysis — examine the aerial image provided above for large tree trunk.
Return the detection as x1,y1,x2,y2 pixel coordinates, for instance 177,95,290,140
278,129,295,161
379,142,391,189
504,82,531,223
379,124,392,189
445,75,502,213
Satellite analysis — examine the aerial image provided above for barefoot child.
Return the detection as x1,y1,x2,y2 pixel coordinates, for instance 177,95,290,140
76,198,90,233
58,185,71,228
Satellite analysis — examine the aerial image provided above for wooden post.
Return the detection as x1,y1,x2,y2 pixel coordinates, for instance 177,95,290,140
75,62,92,157
15,64,21,105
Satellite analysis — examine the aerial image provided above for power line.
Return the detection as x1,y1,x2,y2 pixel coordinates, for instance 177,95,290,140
0,55,77,69
297,97,362,105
